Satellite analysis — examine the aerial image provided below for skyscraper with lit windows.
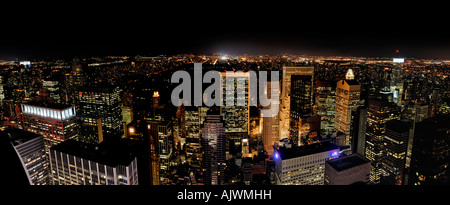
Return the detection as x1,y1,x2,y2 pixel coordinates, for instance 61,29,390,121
381,120,409,185
220,71,249,134
184,106,209,167
365,97,400,184
201,109,226,185
77,85,123,144
49,139,138,185
4,129,49,185
334,69,361,149
20,102,78,153
148,120,173,184
289,74,313,145
279,66,314,141
315,80,336,135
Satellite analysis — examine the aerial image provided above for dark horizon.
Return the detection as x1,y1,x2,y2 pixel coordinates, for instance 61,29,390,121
2,28,450,60
1,3,450,60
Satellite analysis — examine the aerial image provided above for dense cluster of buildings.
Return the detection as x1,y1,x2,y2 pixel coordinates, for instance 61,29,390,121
1,54,449,185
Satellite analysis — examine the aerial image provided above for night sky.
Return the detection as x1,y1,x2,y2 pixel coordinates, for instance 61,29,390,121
1,3,449,60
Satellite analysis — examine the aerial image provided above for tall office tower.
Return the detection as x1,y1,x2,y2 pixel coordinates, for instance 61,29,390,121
71,57,84,86
4,129,49,185
184,106,209,167
351,106,368,155
365,98,400,184
279,66,314,140
148,120,173,183
220,71,249,134
132,84,154,120
125,120,159,185
380,120,409,185
21,102,78,153
430,88,442,117
334,69,361,149
77,85,123,144
289,74,314,145
148,130,160,185
274,141,339,185
409,115,450,185
263,81,280,156
325,153,371,185
201,110,226,185
315,80,336,135
66,58,85,105
42,79,62,103
49,139,138,185
0,75,5,105
404,103,431,171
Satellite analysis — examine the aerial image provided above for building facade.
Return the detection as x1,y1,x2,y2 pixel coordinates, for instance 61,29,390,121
49,139,138,185
279,66,314,140
289,74,314,145
21,102,78,153
334,77,361,148
315,80,336,135
325,153,370,185
381,120,409,185
5,129,49,185
77,85,123,143
409,115,450,185
274,142,339,185
220,71,249,134
365,98,400,184
201,112,226,185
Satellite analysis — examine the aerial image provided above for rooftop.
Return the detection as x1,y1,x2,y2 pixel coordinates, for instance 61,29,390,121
2,128,42,146
50,139,137,167
386,120,410,134
23,101,73,110
326,153,370,172
275,141,339,160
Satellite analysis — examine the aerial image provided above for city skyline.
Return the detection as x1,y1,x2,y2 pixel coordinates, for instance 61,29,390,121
2,4,450,204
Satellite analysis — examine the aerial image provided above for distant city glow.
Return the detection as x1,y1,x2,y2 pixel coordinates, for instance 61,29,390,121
19,61,31,68
393,58,405,63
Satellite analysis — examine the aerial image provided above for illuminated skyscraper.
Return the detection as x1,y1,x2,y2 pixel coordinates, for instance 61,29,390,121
201,109,226,185
4,129,49,185
184,106,209,167
381,120,409,185
77,85,123,143
334,72,361,148
280,67,314,143
66,57,85,105
148,120,173,184
274,141,339,185
290,74,314,145
263,81,280,156
42,79,62,104
315,80,336,135
365,98,400,184
221,71,249,134
20,102,78,153
124,120,159,185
